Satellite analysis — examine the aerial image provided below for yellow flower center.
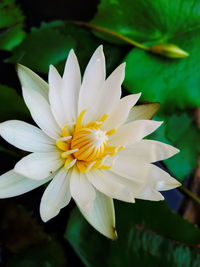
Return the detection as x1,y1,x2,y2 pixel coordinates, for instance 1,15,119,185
71,128,108,161
56,110,123,172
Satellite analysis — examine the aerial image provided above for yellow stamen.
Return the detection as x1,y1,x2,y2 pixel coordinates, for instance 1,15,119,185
62,126,71,137
106,129,116,136
56,136,71,151
75,110,87,131
56,110,124,172
85,121,102,128
61,149,79,158
99,114,108,122
98,164,112,170
76,161,88,172
65,158,76,169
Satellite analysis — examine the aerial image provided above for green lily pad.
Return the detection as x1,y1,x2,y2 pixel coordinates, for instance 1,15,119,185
65,200,200,267
8,21,124,74
0,0,25,50
92,0,200,110
0,84,29,122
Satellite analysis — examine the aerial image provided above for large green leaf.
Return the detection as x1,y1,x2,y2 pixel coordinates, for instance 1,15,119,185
0,84,29,122
92,0,200,110
66,200,200,267
8,21,76,74
8,21,124,74
0,0,25,50
149,112,200,181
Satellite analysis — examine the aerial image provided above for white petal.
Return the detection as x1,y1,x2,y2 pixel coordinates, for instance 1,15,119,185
22,87,60,139
146,164,181,191
87,169,139,203
109,120,163,146
40,168,71,222
111,155,181,191
17,64,49,100
137,188,164,201
78,45,105,123
70,168,96,215
61,50,81,122
0,170,51,198
0,120,55,152
86,63,125,123
126,103,160,123
118,140,180,162
102,93,141,131
15,152,64,180
111,156,150,183
48,65,66,128
78,190,117,240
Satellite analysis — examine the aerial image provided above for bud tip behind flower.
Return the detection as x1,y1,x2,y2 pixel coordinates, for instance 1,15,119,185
149,43,189,59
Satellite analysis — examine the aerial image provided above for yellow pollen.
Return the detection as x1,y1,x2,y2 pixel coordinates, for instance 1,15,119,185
56,110,124,172
71,128,108,161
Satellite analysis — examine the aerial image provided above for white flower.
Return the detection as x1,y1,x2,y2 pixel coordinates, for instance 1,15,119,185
0,46,181,239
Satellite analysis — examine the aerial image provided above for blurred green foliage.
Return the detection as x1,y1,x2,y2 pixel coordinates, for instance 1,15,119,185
66,200,200,267
0,0,25,50
92,0,200,111
0,0,200,266
0,84,29,122
8,21,124,75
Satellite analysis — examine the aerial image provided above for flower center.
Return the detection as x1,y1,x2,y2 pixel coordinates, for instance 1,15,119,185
71,128,108,161
56,110,123,172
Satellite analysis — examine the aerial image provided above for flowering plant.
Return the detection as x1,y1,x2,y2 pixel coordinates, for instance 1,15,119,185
0,46,180,239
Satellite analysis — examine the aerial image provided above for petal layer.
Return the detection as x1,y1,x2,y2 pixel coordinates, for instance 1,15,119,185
109,120,163,146
102,93,141,131
78,189,117,240
111,155,180,191
62,50,81,122
0,120,55,152
40,168,71,222
0,170,51,198
126,103,160,123
70,168,96,215
15,152,64,180
88,63,125,123
118,140,179,162
87,169,140,202
48,65,67,127
17,64,48,100
22,87,60,139
78,45,105,123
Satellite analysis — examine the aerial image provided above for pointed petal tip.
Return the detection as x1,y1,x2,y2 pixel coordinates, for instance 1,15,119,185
173,180,182,188
111,226,118,240
94,45,104,56
133,92,142,100
17,63,29,74
49,64,56,71
68,49,76,58
17,63,23,69
69,48,74,54
41,216,49,223
98,44,103,51
174,147,180,154
153,120,163,129
121,62,126,68
40,205,59,223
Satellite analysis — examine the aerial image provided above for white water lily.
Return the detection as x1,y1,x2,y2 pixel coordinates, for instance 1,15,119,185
0,46,181,239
